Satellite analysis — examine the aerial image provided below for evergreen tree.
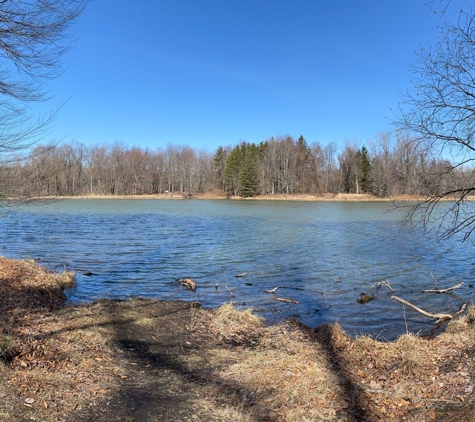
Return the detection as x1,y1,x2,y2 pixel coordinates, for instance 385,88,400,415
356,146,371,193
223,142,260,197
223,144,244,196
238,145,259,197
213,146,228,191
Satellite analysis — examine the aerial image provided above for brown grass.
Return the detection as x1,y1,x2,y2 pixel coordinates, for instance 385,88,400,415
1,258,475,421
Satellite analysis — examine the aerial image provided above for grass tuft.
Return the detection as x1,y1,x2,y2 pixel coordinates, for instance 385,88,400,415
465,304,475,325
210,303,264,345
55,270,76,289
0,337,19,364
394,332,423,376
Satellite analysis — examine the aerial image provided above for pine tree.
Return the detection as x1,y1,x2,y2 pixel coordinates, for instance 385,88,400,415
356,146,371,193
223,144,243,196
223,142,260,197
239,153,259,197
213,146,228,191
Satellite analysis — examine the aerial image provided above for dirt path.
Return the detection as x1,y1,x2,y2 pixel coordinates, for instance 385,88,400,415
74,299,264,422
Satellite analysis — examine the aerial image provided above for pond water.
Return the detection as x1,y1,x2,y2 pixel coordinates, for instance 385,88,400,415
0,198,473,340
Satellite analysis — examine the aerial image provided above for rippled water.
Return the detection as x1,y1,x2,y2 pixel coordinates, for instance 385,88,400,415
0,199,473,339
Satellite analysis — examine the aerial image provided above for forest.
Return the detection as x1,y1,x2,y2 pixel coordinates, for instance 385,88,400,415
1,131,470,199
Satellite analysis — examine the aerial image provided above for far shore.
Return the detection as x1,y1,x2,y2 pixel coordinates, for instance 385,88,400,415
52,192,428,202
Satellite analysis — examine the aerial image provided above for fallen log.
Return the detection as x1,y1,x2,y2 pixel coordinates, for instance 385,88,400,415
391,295,467,324
422,282,464,294
275,297,299,304
178,278,196,290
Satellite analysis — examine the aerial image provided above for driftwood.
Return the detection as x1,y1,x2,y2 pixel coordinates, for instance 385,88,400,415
275,297,299,304
391,295,467,324
375,280,396,292
224,284,235,297
264,287,279,294
422,282,464,294
178,278,196,290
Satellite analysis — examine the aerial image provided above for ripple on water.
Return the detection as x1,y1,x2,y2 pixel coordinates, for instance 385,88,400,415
0,199,472,340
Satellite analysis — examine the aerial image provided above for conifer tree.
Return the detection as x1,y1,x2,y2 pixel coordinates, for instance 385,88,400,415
356,146,371,193
223,142,260,197
238,147,259,197
223,144,243,196
213,146,228,191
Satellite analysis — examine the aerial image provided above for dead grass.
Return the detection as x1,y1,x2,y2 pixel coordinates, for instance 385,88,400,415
1,258,475,421
208,302,265,345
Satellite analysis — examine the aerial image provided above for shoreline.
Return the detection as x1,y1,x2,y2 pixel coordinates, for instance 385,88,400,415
51,192,425,202
1,256,474,420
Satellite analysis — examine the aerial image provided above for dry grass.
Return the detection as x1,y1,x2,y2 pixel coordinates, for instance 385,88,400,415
208,302,264,345
1,259,475,421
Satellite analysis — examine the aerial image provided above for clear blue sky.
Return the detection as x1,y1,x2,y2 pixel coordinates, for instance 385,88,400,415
38,0,455,152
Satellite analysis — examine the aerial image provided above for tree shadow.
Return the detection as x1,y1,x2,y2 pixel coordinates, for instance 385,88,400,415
311,323,369,421
77,299,274,422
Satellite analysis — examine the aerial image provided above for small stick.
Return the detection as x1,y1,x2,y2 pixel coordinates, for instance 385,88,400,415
264,287,279,294
422,282,464,293
419,265,439,290
381,280,396,292
224,284,235,297
375,280,396,292
275,297,299,304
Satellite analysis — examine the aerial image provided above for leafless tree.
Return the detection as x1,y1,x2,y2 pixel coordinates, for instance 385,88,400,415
0,0,88,201
338,142,359,194
398,4,475,241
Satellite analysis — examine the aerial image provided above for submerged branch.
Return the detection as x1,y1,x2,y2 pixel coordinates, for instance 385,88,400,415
422,282,464,293
391,295,467,324
275,297,299,304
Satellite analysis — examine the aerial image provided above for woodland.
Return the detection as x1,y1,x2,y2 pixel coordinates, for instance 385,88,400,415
1,131,469,200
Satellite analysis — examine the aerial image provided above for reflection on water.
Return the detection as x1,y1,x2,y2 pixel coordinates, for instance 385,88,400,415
0,199,473,340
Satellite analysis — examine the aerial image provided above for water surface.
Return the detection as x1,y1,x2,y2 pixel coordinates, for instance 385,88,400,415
1,199,472,340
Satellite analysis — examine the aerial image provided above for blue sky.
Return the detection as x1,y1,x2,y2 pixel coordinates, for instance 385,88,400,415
37,0,454,152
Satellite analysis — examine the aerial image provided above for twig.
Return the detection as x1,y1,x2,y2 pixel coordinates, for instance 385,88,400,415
419,265,439,290
375,280,396,292
264,287,279,294
275,297,299,304
422,282,464,293
391,295,467,324
224,284,235,297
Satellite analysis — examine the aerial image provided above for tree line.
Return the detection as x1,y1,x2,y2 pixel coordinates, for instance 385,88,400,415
0,132,470,199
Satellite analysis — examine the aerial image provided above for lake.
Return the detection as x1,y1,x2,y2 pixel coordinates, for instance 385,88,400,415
0,198,473,340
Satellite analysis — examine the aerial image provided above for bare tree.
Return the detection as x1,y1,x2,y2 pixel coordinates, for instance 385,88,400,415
338,142,359,194
0,0,87,199
398,4,475,241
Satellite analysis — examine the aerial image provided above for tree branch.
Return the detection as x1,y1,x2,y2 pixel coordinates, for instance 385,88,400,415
391,295,466,324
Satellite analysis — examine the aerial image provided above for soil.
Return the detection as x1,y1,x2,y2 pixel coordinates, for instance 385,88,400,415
1,257,475,421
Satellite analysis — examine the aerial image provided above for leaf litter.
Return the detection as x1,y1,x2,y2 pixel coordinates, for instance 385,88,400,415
0,256,474,420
